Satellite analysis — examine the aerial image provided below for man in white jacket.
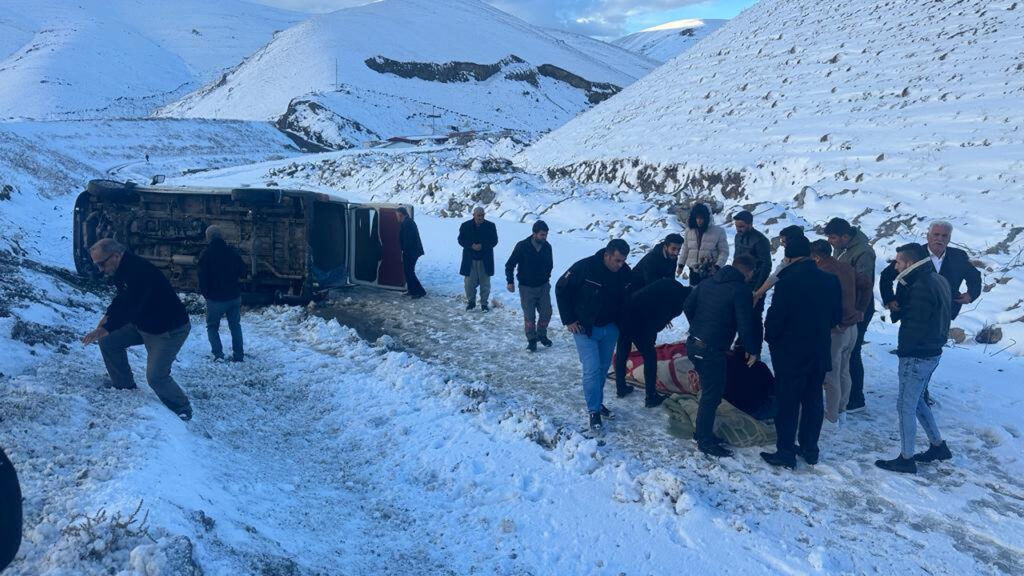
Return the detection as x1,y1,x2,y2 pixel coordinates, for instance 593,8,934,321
676,203,729,286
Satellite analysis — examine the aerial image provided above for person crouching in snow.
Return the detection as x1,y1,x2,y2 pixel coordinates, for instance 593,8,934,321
505,220,554,352
617,278,691,408
81,239,194,421
556,239,632,434
875,243,953,474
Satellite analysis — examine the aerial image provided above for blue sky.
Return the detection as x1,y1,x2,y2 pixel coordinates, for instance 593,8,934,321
250,0,760,37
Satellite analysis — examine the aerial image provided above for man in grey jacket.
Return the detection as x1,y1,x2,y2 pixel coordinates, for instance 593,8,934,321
825,218,876,412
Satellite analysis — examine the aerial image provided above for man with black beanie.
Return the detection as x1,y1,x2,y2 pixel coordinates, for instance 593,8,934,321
506,221,554,351
761,235,842,469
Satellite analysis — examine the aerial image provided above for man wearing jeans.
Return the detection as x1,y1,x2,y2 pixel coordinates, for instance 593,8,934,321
198,226,247,361
555,239,631,433
682,254,761,457
458,207,499,312
876,243,953,474
81,239,193,421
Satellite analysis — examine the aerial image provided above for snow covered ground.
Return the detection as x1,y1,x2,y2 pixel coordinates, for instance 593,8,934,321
613,19,728,63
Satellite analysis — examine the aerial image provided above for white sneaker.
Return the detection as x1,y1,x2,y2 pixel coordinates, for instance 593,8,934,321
821,418,839,434
838,413,848,427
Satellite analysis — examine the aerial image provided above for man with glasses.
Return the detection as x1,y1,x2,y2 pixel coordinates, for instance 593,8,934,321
81,239,194,421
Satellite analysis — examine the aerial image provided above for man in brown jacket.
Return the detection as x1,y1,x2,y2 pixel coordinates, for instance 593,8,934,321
810,240,862,425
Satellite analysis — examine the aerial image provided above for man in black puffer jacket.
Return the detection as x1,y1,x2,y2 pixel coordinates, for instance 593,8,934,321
505,221,554,351
1,446,21,572
556,239,632,433
198,226,248,362
876,243,953,474
683,254,761,457
616,278,691,407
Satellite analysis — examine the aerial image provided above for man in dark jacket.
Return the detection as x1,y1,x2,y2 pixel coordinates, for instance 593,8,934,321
616,278,691,407
506,220,554,351
556,239,631,433
876,243,953,474
825,217,877,413
760,236,842,469
0,446,21,572
683,254,761,457
733,211,772,348
881,221,981,322
397,207,426,299
198,226,247,361
81,239,193,420
458,207,499,311
612,234,683,398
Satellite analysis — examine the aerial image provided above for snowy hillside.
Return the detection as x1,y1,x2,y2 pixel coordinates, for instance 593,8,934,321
0,0,301,120
613,18,728,62
161,0,658,147
526,0,1024,353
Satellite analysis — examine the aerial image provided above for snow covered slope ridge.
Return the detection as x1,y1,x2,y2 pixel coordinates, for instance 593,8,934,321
613,18,728,62
524,0,1024,353
160,0,658,146
0,0,302,120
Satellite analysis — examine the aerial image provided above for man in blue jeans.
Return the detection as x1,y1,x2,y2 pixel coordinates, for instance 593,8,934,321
876,243,953,474
198,226,248,362
555,239,632,433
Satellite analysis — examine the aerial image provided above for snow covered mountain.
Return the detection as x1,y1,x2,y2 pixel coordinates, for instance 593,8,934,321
0,0,302,120
525,0,1024,352
161,0,658,148
613,18,728,62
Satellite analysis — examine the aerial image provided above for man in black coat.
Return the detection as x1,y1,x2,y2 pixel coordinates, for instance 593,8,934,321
506,220,554,351
760,236,842,469
732,211,773,348
458,207,499,311
881,220,981,322
612,234,683,398
555,239,632,433
0,446,21,572
616,278,691,407
81,239,193,420
876,243,953,474
683,254,761,457
198,226,248,361
397,207,426,298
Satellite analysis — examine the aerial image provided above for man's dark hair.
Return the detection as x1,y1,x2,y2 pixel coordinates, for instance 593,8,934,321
824,218,853,237
532,220,549,233
779,225,804,241
733,254,756,272
664,233,684,246
896,242,929,263
606,238,630,257
396,207,409,217
785,235,812,258
809,239,832,258
732,210,753,224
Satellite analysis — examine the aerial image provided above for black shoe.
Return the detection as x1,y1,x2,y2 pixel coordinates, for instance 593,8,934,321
212,354,225,362
178,408,193,422
845,400,866,413
481,303,490,312
616,386,635,399
599,404,614,419
103,379,138,391
401,290,411,296
795,444,819,465
527,339,538,352
698,442,733,458
588,412,603,433
645,394,668,408
711,434,730,447
875,455,917,474
539,336,552,347
466,301,476,311
761,451,797,469
411,293,425,300
913,441,952,463
231,355,244,363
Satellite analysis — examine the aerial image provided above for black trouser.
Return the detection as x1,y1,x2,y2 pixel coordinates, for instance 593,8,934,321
687,336,727,445
403,254,426,296
773,365,826,460
735,294,765,352
1,446,22,572
614,327,658,399
848,308,873,408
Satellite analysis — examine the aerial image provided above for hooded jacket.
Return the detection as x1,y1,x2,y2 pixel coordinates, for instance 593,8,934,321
677,204,729,271
835,228,877,311
896,259,952,358
814,255,862,328
555,249,631,336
